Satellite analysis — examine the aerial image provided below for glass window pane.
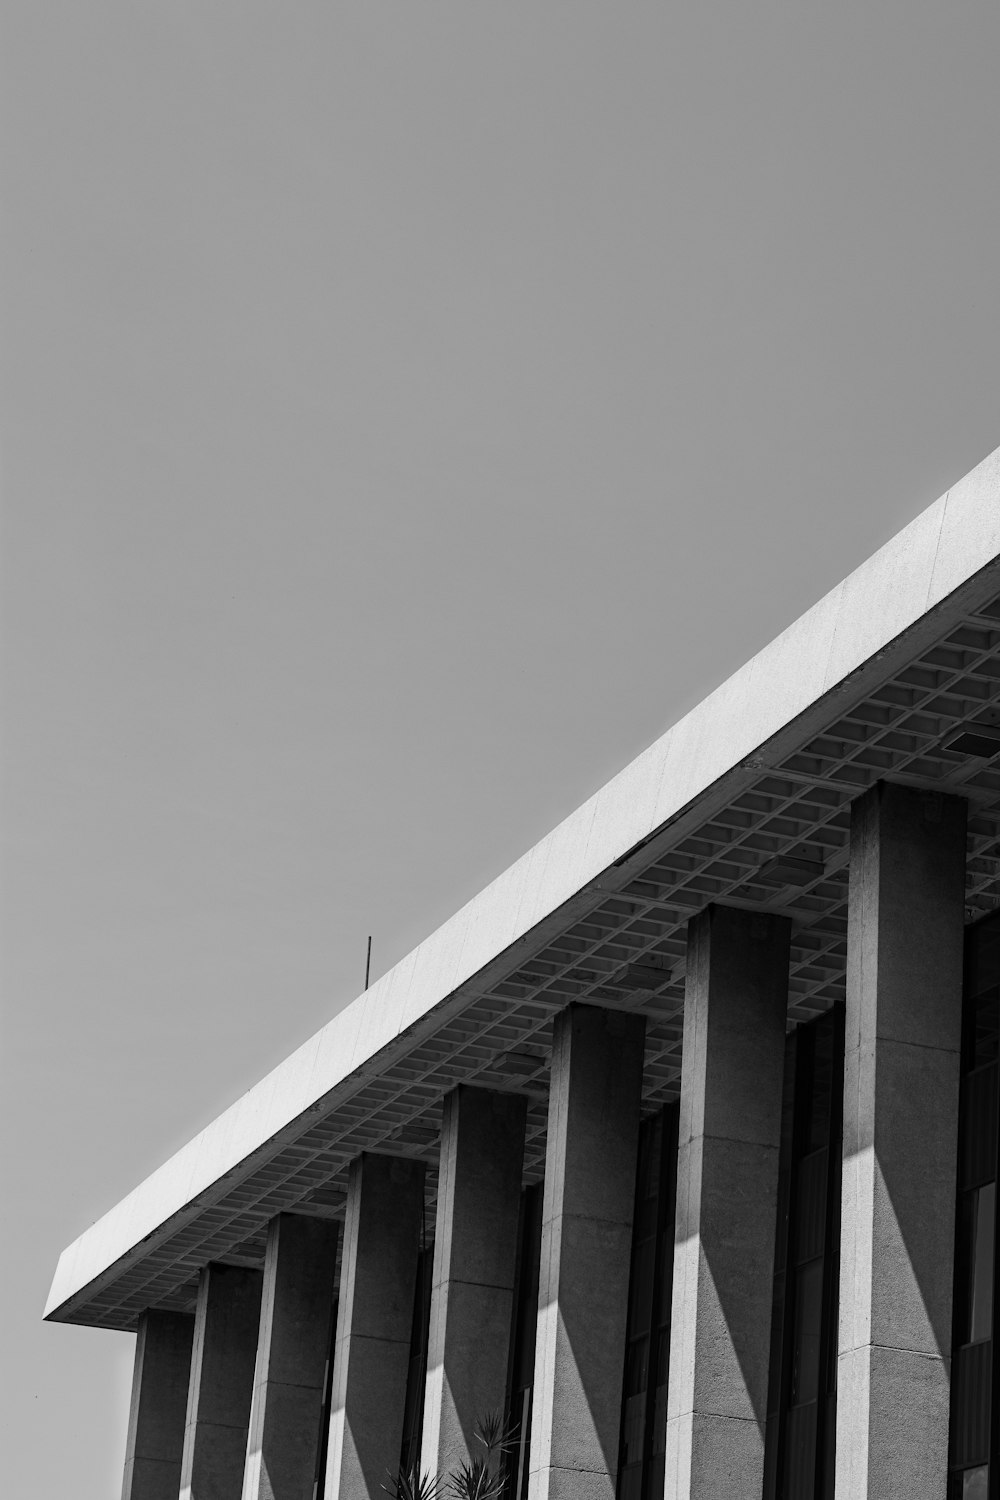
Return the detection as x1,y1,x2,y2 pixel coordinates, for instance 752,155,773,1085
791,1259,824,1406
623,1337,649,1398
970,1183,995,1344
973,986,1000,1068
963,1465,989,1499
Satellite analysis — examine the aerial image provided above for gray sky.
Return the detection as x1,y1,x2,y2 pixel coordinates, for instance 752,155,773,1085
2,4,998,1494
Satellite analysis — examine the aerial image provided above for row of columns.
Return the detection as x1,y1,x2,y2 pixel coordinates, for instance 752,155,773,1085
122,782,968,1499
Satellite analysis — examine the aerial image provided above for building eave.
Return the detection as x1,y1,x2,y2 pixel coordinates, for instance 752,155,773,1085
45,443,1000,1329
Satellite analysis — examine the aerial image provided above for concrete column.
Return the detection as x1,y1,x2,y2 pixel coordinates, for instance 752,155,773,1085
122,1309,194,1500
180,1263,264,1500
324,1153,425,1500
422,1085,527,1476
242,1214,340,1500
835,782,966,1498
664,904,790,1499
527,1002,645,1500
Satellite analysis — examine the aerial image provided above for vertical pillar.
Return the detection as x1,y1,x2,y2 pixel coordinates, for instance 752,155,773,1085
528,1003,645,1500
180,1263,264,1500
242,1214,340,1500
422,1086,527,1477
122,1309,194,1500
664,905,790,1498
324,1153,425,1500
836,782,966,1497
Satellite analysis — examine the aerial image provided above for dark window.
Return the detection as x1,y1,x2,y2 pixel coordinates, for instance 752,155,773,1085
400,1244,434,1478
764,1004,844,1500
311,1294,338,1500
968,1184,996,1346
616,1104,679,1500
949,910,1000,1495
506,1184,543,1500
957,1467,990,1500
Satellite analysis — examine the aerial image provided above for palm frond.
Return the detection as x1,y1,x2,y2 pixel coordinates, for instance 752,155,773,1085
472,1409,518,1458
447,1454,504,1500
382,1465,447,1500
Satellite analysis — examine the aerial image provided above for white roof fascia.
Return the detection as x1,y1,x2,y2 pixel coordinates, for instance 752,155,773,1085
45,443,1000,1322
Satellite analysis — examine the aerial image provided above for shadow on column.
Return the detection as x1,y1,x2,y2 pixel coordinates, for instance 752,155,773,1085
835,781,965,1499
529,1003,645,1500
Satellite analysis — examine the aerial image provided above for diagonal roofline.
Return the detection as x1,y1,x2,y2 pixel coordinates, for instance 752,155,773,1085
45,443,1000,1324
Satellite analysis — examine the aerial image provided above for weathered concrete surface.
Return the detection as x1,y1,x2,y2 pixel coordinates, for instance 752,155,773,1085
180,1264,263,1500
122,1309,194,1500
422,1085,526,1478
664,905,790,1499
243,1214,340,1500
528,1004,645,1500
835,782,966,1498
325,1154,424,1500
46,446,1000,1332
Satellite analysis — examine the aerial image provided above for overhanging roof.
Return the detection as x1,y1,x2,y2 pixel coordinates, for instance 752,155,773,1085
46,444,1000,1330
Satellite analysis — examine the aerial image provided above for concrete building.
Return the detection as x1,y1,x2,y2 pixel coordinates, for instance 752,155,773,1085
47,443,1000,1500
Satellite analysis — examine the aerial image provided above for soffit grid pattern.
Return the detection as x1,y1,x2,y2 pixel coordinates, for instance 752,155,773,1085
72,600,1000,1330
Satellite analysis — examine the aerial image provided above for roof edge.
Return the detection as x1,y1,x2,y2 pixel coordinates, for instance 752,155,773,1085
45,442,1000,1324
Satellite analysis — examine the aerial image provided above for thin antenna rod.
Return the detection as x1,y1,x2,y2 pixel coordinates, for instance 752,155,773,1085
365,935,372,990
